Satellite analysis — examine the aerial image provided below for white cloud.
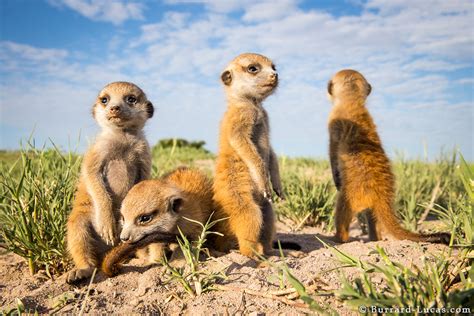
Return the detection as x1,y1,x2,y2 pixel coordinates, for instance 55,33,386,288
0,41,68,61
48,0,144,25
164,0,258,13
2,0,473,159
242,0,299,22
457,78,474,85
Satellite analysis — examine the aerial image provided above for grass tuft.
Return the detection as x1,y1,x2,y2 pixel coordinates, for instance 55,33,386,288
0,141,80,275
161,215,227,297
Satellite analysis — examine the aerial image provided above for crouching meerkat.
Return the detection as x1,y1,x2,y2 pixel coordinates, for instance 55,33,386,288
102,167,215,276
327,69,450,244
66,82,154,283
212,53,283,257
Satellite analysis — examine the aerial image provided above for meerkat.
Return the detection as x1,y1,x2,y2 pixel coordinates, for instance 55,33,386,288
66,82,154,283
102,167,215,276
212,53,283,258
327,69,450,244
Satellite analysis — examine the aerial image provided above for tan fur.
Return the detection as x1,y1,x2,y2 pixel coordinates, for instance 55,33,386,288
66,82,154,283
213,53,283,257
327,69,450,244
101,167,214,275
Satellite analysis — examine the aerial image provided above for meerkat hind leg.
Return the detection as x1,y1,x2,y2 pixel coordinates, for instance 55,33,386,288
260,199,276,254
334,192,353,243
231,198,264,257
66,212,103,283
366,209,382,241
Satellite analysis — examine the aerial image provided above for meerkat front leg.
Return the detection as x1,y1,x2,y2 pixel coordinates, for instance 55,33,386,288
83,152,118,246
229,127,272,201
269,148,283,199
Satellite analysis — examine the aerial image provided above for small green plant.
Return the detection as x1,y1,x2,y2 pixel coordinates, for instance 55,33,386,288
0,298,39,315
162,215,227,297
256,243,336,314
321,238,474,313
277,178,336,230
0,142,80,275
426,153,473,246
393,152,462,231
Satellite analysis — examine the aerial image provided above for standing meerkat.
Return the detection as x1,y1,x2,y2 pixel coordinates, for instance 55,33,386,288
102,167,215,276
66,82,154,283
213,53,283,257
327,69,450,244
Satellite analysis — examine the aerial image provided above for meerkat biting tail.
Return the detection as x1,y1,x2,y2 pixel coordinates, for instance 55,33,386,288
102,167,216,276
102,232,177,277
327,69,450,245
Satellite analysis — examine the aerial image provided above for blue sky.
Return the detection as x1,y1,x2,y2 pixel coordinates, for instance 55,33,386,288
0,0,473,159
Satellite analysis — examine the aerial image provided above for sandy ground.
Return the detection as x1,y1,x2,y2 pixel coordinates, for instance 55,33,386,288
0,222,455,315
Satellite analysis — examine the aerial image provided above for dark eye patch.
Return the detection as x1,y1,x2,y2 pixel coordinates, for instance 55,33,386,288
126,95,137,105
247,64,261,74
136,210,158,225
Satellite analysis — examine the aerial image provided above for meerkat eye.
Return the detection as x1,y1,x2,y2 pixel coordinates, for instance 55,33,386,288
138,214,153,224
247,64,260,74
100,97,108,104
126,95,137,105
271,64,276,71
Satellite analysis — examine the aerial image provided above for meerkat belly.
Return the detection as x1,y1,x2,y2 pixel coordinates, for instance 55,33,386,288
103,159,137,202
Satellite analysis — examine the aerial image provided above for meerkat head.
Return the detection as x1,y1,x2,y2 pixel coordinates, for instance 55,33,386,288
327,69,371,104
220,53,278,102
92,82,154,132
119,180,186,244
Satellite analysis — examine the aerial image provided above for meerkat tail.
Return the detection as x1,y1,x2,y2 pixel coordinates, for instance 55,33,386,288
373,203,451,244
102,232,177,277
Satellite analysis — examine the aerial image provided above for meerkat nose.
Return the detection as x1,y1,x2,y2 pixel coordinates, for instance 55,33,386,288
110,105,121,114
270,73,278,80
119,233,130,242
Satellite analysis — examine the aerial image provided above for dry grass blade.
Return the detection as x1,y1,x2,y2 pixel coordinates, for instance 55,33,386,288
213,284,310,309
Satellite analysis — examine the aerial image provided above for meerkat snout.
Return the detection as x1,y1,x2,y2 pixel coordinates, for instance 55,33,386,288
119,233,130,243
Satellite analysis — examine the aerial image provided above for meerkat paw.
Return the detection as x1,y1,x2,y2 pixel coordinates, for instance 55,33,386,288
96,218,118,246
66,267,95,284
263,191,273,203
98,226,117,246
239,241,264,258
333,233,350,243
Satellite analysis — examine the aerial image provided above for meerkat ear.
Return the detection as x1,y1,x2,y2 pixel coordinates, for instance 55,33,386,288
221,70,232,86
327,80,333,95
169,196,183,213
146,101,154,118
367,83,372,96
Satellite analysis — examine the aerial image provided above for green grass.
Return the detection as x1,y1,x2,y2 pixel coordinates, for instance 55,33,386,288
0,140,471,286
161,215,227,297
0,143,81,275
333,245,473,313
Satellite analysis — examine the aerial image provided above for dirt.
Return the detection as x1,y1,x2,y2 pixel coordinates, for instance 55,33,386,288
0,222,455,315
